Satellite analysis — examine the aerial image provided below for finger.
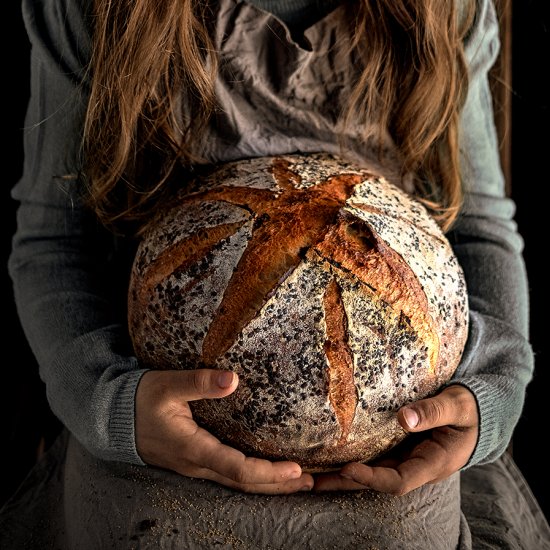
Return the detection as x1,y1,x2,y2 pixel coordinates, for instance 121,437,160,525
398,385,477,433
340,462,432,496
180,462,315,495
147,368,239,403
313,472,371,492
176,422,306,485
340,459,436,496
182,368,239,400
340,437,458,496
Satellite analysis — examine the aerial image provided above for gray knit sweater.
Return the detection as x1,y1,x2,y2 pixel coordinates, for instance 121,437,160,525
9,0,533,468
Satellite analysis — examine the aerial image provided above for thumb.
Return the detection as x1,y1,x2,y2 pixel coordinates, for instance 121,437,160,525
181,368,239,401
397,386,477,432
143,369,239,403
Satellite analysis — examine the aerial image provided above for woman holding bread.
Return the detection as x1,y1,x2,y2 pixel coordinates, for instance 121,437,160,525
2,0,548,547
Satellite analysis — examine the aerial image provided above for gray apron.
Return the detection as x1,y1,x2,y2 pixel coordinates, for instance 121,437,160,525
1,430,549,549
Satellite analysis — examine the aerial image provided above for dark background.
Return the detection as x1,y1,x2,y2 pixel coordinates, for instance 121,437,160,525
2,0,549,521
508,0,549,520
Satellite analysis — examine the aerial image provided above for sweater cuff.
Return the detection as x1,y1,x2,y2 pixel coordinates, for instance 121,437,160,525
446,375,522,469
107,366,149,466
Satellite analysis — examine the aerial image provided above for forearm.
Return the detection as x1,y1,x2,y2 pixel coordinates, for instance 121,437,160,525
443,0,535,467
9,197,147,464
11,0,149,463
447,196,533,467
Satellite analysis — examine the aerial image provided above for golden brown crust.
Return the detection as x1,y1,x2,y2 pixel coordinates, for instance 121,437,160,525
127,153,469,470
312,213,440,373
323,278,357,445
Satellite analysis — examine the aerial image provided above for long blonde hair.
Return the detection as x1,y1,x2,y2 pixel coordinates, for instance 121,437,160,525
83,0,475,235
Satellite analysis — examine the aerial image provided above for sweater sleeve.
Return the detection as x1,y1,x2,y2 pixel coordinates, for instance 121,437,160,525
9,0,147,464
446,0,534,467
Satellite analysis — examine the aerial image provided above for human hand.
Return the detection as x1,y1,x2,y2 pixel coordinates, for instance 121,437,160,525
135,369,314,494
313,385,479,495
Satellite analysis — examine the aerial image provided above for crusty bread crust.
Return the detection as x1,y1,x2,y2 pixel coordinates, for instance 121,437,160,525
128,153,469,471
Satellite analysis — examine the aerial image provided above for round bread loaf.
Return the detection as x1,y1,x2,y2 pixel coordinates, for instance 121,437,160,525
128,153,469,472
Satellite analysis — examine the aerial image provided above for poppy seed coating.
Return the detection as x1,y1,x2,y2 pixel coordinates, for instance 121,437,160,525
128,153,469,471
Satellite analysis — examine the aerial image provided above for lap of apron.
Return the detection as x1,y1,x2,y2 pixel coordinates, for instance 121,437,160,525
0,429,469,550
1,429,549,549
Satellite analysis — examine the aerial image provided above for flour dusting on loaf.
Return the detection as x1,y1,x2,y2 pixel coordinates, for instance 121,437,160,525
128,153,469,471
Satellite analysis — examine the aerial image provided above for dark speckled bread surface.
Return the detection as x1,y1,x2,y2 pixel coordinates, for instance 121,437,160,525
128,153,469,471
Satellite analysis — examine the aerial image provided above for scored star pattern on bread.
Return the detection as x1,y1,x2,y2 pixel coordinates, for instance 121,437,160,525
136,157,438,442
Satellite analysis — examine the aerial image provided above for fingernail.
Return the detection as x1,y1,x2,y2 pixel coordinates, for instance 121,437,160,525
340,473,353,480
300,485,312,492
403,408,419,429
217,371,234,388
